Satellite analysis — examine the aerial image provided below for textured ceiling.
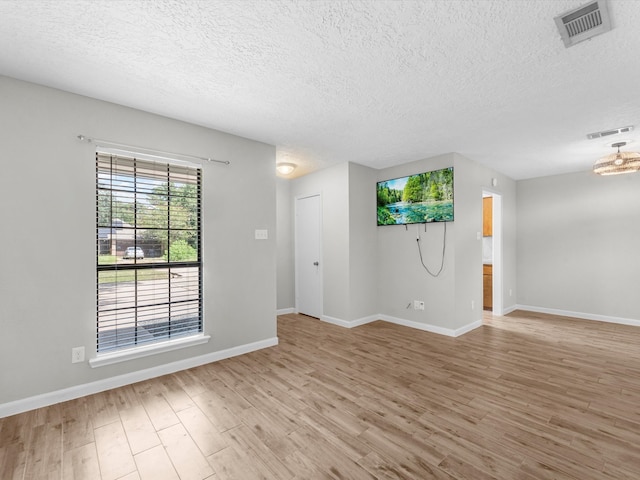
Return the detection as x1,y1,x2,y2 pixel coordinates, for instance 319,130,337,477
1,0,640,179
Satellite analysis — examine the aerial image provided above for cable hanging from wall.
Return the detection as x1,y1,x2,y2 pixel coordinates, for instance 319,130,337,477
415,222,447,277
76,134,230,165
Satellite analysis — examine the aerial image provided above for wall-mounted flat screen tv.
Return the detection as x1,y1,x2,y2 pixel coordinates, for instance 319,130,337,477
377,167,454,225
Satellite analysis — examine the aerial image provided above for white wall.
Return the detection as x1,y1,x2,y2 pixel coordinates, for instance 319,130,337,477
374,152,519,331
0,76,277,407
517,170,640,321
276,177,294,311
290,163,350,320
451,153,483,327
287,162,379,323
376,154,457,327
378,153,518,330
451,153,518,323
348,163,378,320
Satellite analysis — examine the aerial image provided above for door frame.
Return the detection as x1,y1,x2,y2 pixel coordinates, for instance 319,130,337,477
482,189,503,315
294,192,323,318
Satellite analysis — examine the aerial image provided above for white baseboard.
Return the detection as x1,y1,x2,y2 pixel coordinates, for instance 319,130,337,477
501,304,518,315
515,304,640,327
321,314,378,328
320,312,482,337
276,308,295,315
454,319,484,336
0,337,278,419
380,314,482,337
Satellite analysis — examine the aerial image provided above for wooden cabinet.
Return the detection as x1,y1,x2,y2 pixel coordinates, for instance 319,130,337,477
483,197,492,237
483,264,492,310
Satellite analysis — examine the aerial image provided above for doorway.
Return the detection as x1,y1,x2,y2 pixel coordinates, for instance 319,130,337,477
295,194,322,318
482,191,503,315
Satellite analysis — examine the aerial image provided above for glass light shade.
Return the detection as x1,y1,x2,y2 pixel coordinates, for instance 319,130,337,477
276,162,296,175
593,151,640,175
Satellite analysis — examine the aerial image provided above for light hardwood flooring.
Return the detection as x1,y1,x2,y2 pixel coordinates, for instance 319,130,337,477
2,310,640,479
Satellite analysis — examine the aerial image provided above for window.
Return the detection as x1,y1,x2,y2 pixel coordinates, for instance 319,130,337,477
96,152,202,354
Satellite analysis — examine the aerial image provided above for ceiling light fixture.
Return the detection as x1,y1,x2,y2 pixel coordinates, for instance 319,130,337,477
593,142,640,175
276,162,296,175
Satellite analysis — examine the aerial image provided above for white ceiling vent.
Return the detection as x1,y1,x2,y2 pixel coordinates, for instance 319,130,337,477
554,0,611,48
586,125,633,140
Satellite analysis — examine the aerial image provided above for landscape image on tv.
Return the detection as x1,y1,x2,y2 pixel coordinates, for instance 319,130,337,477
377,167,454,225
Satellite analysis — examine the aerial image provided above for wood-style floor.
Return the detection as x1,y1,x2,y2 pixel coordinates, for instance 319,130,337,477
2,310,640,479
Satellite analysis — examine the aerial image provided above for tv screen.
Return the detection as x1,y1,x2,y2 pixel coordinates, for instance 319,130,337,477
377,167,454,225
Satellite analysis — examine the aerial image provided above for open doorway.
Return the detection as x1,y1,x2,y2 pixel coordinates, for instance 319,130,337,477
482,191,503,315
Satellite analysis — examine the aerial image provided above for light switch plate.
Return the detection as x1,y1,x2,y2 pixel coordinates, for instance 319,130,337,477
255,229,268,240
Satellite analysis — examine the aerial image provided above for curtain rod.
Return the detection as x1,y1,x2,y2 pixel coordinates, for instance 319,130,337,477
76,134,230,165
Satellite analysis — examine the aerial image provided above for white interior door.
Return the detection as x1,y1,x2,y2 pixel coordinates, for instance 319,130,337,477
295,194,322,318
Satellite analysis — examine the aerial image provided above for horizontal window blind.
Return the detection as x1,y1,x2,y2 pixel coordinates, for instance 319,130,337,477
96,153,202,353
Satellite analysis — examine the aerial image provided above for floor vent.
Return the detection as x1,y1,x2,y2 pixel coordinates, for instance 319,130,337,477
586,125,633,140
554,0,611,48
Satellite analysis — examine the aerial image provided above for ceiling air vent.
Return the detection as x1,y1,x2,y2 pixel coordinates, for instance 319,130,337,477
586,125,633,140
554,0,611,48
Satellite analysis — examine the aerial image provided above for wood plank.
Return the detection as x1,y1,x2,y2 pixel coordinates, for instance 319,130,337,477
118,473,142,480
61,397,94,451
119,404,160,455
208,445,274,480
222,424,294,479
287,425,376,480
177,406,228,457
94,421,136,480
86,391,120,429
157,374,196,413
158,423,214,480
139,391,180,432
235,406,298,459
192,390,241,433
134,444,180,480
280,449,324,479
438,454,500,480
357,450,456,480
62,443,101,480
296,407,370,462
0,441,27,480
23,420,62,479
356,424,445,474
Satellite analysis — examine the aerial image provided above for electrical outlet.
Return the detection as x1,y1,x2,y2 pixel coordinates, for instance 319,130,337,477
509,289,513,297
71,346,85,364
414,300,425,310
471,300,475,310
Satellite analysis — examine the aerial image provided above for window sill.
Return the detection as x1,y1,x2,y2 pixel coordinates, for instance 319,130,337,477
89,334,211,368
